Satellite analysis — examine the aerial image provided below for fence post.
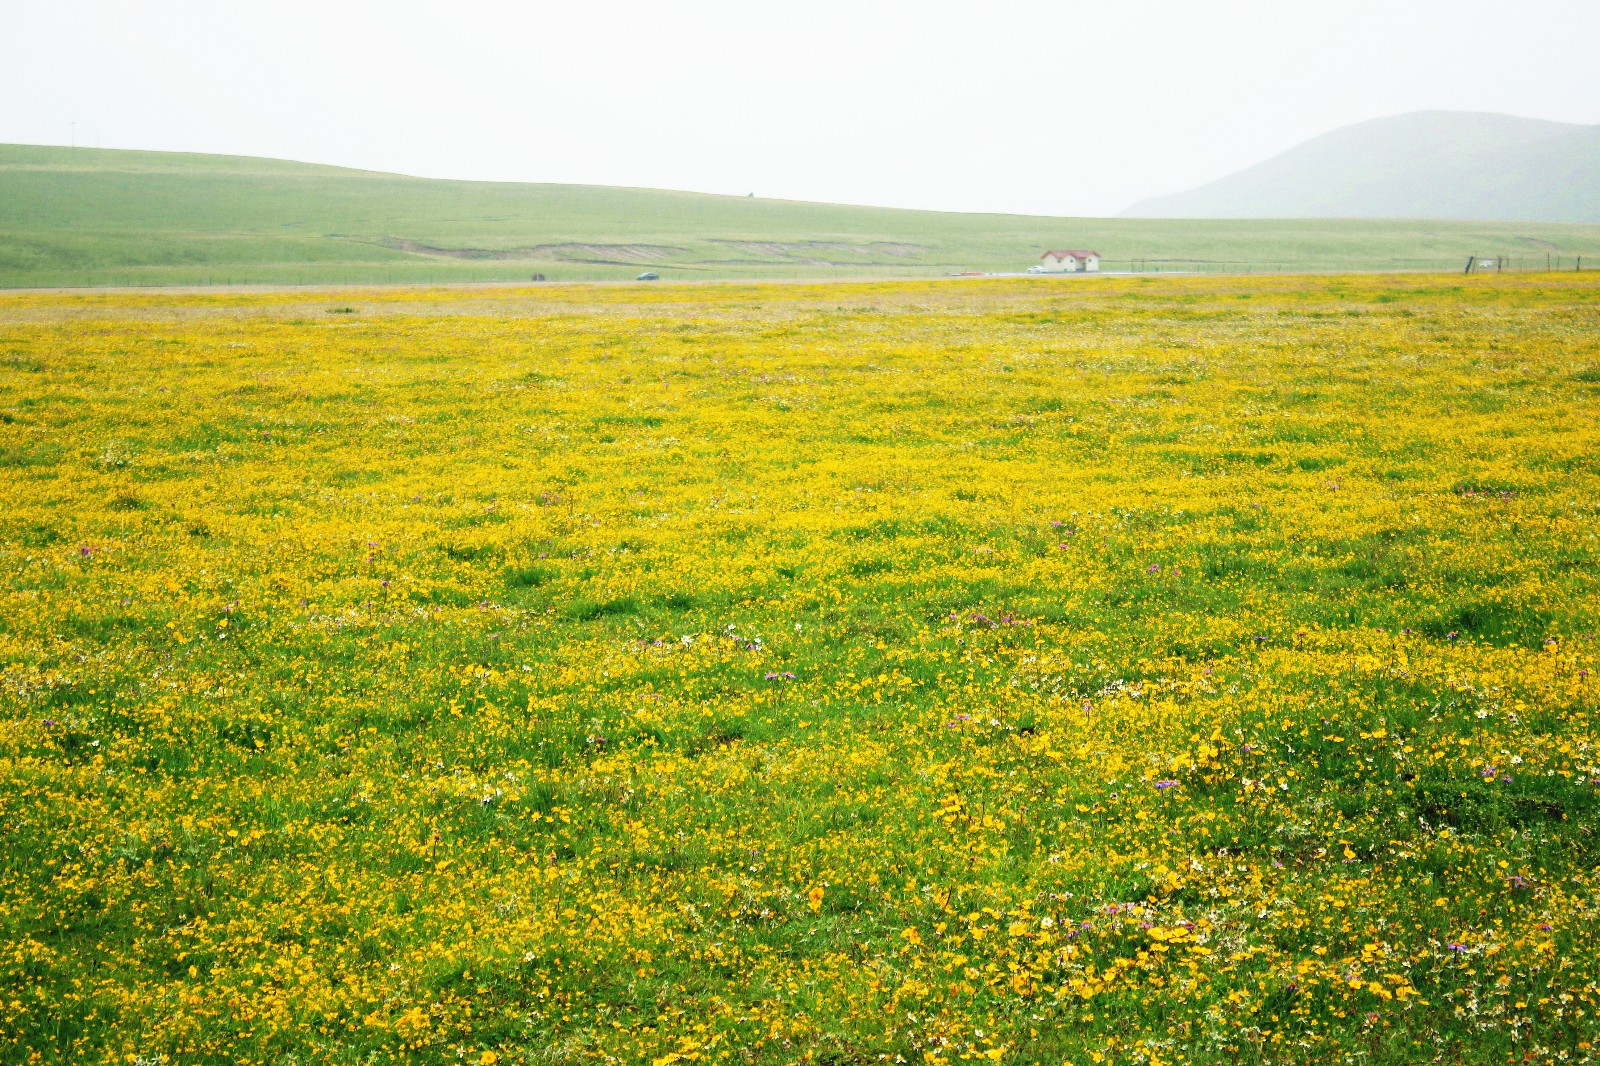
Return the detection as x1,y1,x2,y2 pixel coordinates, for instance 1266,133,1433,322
1464,256,1475,275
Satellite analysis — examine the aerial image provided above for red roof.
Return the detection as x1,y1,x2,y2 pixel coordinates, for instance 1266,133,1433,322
1042,249,1101,259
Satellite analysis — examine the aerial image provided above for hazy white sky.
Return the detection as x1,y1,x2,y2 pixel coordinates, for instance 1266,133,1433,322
3,0,1597,217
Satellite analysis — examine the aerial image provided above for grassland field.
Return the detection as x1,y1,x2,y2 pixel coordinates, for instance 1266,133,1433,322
6,145,1600,287
2,272,1600,1065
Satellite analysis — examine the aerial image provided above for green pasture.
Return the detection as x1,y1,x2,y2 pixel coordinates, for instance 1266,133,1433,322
5,144,1600,286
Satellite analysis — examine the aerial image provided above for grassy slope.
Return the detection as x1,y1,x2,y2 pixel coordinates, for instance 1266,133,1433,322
5,143,1600,286
1124,111,1600,223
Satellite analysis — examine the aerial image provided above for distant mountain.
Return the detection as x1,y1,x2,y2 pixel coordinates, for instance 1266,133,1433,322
1123,111,1600,222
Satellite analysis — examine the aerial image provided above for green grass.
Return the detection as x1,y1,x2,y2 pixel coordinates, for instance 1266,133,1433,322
2,275,1600,1062
6,143,1600,286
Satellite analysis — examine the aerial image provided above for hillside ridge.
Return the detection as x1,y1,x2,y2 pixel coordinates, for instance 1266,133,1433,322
1123,110,1600,222
5,140,1600,285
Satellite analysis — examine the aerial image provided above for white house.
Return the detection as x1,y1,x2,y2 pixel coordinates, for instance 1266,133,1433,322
1039,249,1102,273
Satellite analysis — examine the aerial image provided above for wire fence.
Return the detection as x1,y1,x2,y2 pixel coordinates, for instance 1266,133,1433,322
1461,254,1589,274
1102,256,1592,275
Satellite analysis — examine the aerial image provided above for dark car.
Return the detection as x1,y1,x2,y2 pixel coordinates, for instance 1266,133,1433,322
636,272,660,281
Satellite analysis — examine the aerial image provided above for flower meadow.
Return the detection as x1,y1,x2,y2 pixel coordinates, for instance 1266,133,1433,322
2,274,1599,1065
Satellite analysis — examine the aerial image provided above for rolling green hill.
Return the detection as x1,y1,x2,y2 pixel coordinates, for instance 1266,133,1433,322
4,142,1600,286
1124,111,1600,222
